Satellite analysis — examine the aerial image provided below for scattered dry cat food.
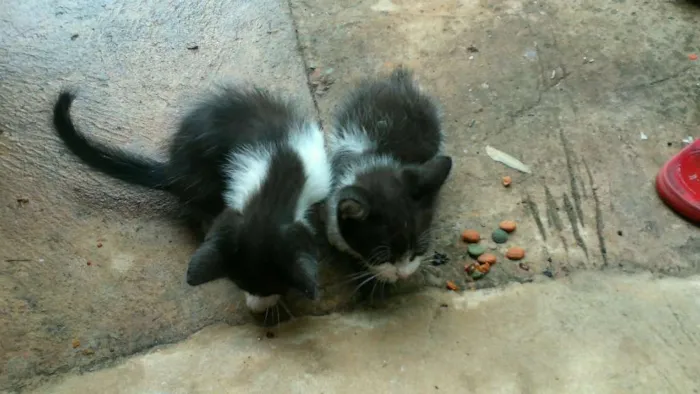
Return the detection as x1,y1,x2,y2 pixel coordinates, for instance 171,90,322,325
466,261,490,279
464,263,477,274
506,247,526,260
477,253,497,265
519,262,530,271
461,229,481,243
475,263,490,274
446,280,459,291
470,268,485,280
502,176,512,187
499,220,517,233
467,244,486,257
72,339,80,348
690,54,698,61
491,228,509,244
97,242,103,248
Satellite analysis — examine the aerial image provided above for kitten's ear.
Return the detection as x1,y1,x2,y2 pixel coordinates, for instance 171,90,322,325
336,186,370,221
290,256,320,301
402,155,453,198
186,240,225,286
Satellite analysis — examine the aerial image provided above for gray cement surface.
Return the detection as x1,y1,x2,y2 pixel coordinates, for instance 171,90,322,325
29,273,700,393
1,0,699,392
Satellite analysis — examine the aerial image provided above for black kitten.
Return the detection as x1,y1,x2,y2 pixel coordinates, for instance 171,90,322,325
324,67,452,283
52,86,332,312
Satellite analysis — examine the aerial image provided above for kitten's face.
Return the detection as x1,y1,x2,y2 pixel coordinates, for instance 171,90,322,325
331,156,452,283
186,209,319,313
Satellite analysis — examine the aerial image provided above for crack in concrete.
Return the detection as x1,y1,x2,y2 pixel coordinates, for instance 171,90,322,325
285,0,324,128
618,66,693,92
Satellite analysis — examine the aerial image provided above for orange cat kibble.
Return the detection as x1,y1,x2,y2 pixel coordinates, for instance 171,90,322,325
477,253,497,266
499,220,517,233
506,247,526,260
446,280,459,291
502,176,512,187
461,229,481,243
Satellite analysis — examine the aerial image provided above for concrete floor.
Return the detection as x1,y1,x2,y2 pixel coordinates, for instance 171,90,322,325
1,0,699,392
29,273,700,393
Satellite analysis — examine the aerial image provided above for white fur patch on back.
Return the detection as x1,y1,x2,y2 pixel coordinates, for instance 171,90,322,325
223,145,273,211
336,154,399,188
327,126,374,158
289,123,332,228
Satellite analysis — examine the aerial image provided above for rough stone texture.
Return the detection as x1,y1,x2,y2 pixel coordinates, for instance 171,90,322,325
2,0,700,391
291,0,700,289
0,0,316,390
30,273,700,393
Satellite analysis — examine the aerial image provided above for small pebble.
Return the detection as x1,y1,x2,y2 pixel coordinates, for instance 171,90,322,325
518,262,530,271
72,339,80,348
467,244,486,257
492,229,509,244
461,229,481,243
499,220,517,233
542,269,554,278
506,247,526,260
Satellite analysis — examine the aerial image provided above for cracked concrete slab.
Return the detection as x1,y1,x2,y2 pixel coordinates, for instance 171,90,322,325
30,273,700,393
2,0,700,391
290,0,700,287
0,0,314,390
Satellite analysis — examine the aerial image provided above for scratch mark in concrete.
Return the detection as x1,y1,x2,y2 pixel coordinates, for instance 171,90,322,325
558,129,584,227
562,193,588,259
583,160,608,267
524,195,547,241
544,185,564,231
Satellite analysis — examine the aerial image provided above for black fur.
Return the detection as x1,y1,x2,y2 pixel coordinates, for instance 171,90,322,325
326,67,452,279
53,92,169,189
52,86,324,305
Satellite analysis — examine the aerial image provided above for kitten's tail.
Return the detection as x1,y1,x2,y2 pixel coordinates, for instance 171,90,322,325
52,91,171,191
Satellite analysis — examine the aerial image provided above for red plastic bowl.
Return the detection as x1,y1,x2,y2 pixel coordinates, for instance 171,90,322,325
656,139,700,224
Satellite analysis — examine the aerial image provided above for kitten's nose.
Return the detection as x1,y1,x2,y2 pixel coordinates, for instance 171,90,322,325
397,272,411,280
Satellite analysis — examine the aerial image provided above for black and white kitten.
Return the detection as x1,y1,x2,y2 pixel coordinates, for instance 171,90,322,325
325,67,452,284
52,86,332,312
